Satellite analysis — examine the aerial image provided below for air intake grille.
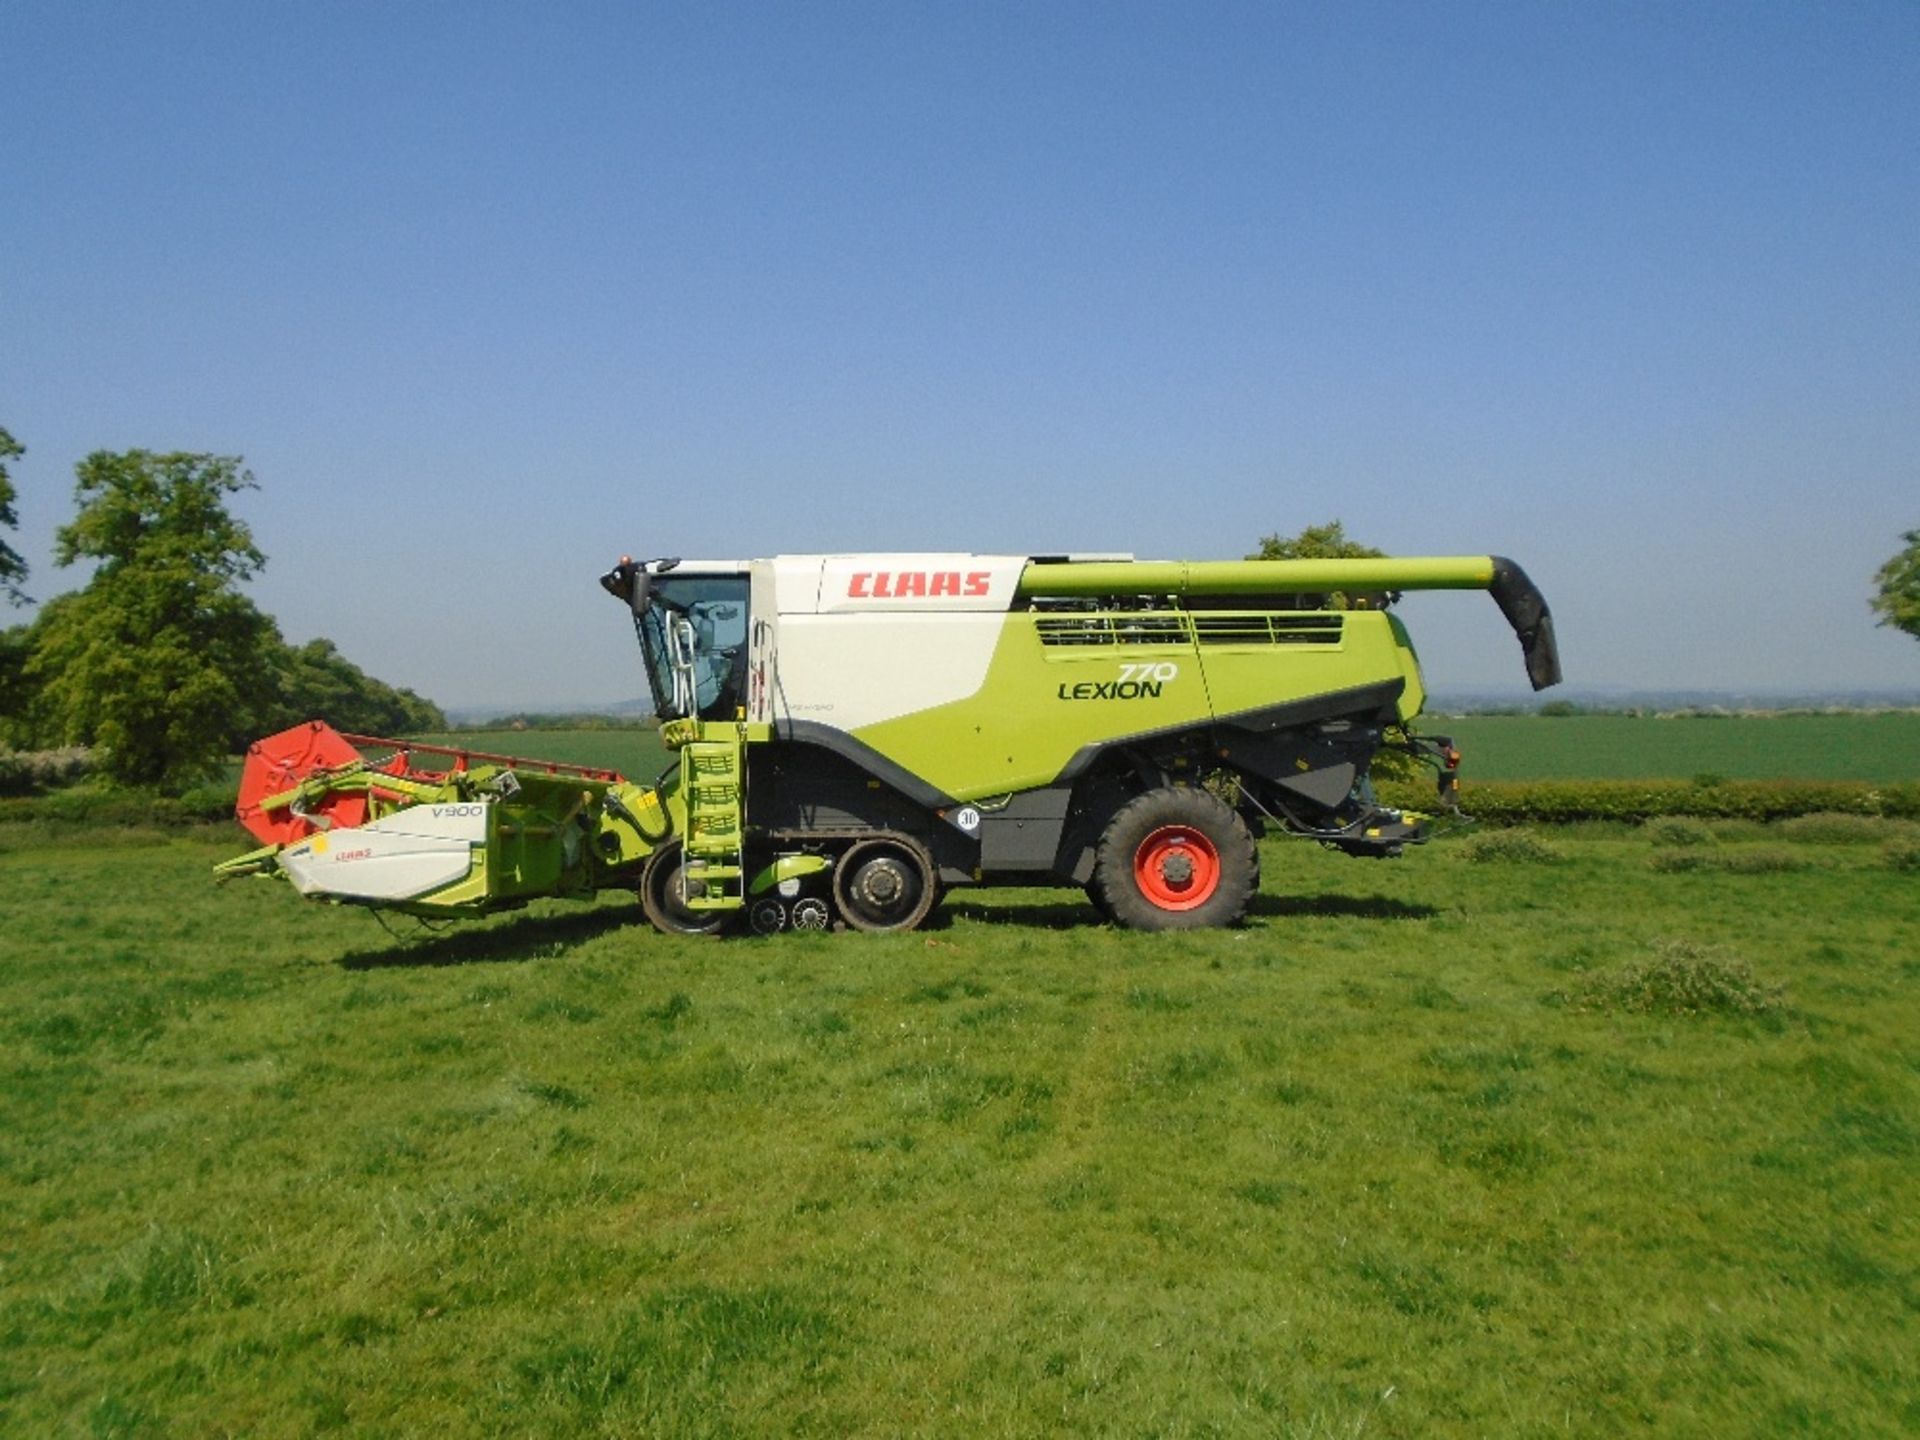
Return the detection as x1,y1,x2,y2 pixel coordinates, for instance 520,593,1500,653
1192,614,1344,646
1035,613,1345,648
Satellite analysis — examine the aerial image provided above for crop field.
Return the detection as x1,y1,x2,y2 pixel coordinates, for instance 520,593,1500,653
406,729,673,782
402,712,1920,789
3,820,1917,1436
1434,712,1920,782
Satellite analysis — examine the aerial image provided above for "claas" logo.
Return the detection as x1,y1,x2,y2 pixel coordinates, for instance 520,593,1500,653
847,571,992,599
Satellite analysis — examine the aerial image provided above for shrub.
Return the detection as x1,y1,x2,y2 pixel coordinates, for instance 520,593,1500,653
1458,830,1565,864
173,781,240,822
0,746,94,796
1645,817,1715,848
1566,940,1784,1018
0,785,233,829
1885,839,1920,873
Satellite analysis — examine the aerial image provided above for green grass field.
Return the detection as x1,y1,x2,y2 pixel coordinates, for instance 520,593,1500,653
400,713,1920,789
406,728,674,782
4,822,1917,1436
1436,712,1920,782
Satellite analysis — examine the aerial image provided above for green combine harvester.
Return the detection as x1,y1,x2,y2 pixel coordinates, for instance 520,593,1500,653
218,550,1559,933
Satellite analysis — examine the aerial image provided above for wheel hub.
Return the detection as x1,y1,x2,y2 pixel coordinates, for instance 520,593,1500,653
858,860,906,907
1133,826,1222,911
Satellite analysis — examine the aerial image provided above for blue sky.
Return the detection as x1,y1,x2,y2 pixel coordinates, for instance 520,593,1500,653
5,2,1917,708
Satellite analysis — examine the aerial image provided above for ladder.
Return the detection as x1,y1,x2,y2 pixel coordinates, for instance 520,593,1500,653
679,733,746,911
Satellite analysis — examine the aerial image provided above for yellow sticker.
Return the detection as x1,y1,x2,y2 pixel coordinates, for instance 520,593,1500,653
311,834,329,854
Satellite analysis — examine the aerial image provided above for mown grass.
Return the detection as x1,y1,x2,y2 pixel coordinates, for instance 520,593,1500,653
2,825,1917,1436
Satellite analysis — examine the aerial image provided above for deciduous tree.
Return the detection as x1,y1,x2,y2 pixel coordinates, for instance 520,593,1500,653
1871,530,1920,642
0,426,28,606
26,451,279,786
1248,519,1385,563
1247,519,1394,610
267,636,447,736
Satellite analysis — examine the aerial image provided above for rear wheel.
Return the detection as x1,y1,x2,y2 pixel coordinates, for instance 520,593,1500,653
640,842,729,936
1084,883,1114,923
1092,788,1258,931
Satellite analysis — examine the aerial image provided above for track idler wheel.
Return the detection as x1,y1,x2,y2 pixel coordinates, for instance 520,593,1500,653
790,897,832,932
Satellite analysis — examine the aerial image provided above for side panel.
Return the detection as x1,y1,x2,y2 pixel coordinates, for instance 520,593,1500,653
815,555,1026,614
851,614,1208,800
773,612,1008,731
1198,610,1426,724
849,609,1427,801
750,740,980,884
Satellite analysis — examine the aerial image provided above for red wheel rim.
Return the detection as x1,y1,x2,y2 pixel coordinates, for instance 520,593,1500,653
1133,826,1221,911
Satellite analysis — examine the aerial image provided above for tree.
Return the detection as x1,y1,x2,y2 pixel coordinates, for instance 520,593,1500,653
267,636,447,736
0,426,28,606
1871,530,1920,642
25,451,280,787
0,622,31,743
1247,519,1394,610
1248,519,1386,563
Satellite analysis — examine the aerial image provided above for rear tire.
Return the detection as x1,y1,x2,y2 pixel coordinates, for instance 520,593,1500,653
1092,788,1258,932
1084,883,1114,923
640,842,729,936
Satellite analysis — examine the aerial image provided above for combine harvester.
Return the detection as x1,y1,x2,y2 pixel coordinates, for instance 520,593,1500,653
218,551,1559,933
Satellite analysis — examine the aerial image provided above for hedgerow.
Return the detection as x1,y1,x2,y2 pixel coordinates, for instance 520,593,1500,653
1379,778,1920,825
0,784,234,828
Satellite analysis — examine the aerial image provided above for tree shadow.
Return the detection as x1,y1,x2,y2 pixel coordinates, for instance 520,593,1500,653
1248,893,1439,922
336,905,639,970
